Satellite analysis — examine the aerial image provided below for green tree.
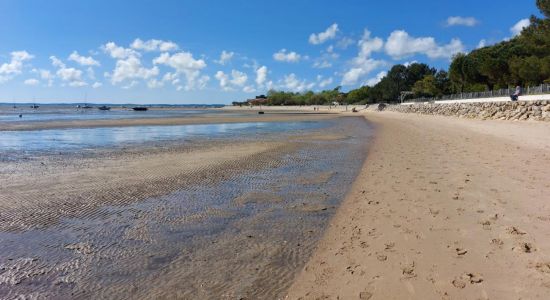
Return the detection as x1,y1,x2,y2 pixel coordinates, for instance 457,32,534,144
412,75,438,97
537,0,550,17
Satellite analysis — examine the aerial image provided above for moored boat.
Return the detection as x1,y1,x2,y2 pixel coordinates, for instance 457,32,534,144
132,107,148,111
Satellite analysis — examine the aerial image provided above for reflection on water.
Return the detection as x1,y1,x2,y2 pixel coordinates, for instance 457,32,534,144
0,107,228,123
0,121,325,157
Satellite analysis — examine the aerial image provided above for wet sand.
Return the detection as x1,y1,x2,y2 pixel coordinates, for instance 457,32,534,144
0,109,337,131
0,115,372,299
288,111,550,299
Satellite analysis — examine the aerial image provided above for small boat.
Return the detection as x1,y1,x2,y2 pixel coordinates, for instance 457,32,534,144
82,104,92,109
30,104,39,109
98,106,111,111
132,107,148,111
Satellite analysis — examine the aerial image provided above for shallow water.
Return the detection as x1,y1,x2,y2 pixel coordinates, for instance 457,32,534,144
0,106,226,123
0,117,373,299
0,121,327,159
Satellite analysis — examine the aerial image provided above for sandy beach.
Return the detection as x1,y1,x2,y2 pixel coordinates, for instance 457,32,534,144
287,111,550,299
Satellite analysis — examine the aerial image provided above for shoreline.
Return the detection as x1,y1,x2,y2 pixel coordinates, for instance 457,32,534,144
0,110,338,131
287,111,550,299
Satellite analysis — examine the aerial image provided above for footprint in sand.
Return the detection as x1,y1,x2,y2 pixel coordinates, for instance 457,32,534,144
455,248,468,256
359,291,373,299
533,262,550,274
481,220,492,230
452,273,483,288
401,262,417,279
490,238,504,248
513,242,535,253
508,226,527,235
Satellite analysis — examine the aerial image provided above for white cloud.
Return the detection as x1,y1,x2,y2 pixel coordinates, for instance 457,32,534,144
110,55,159,84
309,23,339,45
384,30,464,60
153,51,208,90
281,73,315,92
255,66,268,86
147,78,164,89
0,51,34,82
313,60,332,69
215,69,248,91
50,56,87,87
511,18,531,36
341,29,386,86
215,50,234,65
24,78,40,86
122,80,138,89
215,71,231,91
336,37,354,49
364,71,387,86
230,70,247,86
31,69,54,86
68,51,100,66
92,82,102,88
273,49,302,63
477,39,487,49
318,76,333,88
446,16,479,27
131,38,179,52
102,42,139,59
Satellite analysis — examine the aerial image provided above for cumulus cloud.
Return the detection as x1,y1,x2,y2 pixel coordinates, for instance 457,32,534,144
24,78,39,86
341,29,386,86
281,73,315,92
511,18,531,36
153,51,209,90
215,50,234,65
336,37,354,49
215,69,248,91
273,49,302,63
364,71,387,86
110,55,159,85
92,82,102,88
102,42,139,59
384,30,464,60
446,16,479,27
230,70,247,86
49,56,87,87
477,39,487,49
0,51,34,82
255,66,268,86
68,51,100,66
31,69,54,86
131,38,179,52
147,78,164,89
317,76,333,88
309,23,339,45
313,47,339,69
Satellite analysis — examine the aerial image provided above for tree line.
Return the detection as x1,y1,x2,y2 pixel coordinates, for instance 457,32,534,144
236,0,550,106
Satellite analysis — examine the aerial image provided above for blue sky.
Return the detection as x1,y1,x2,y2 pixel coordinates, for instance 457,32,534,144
0,0,540,104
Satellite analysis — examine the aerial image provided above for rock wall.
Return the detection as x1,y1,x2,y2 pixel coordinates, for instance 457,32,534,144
386,100,550,122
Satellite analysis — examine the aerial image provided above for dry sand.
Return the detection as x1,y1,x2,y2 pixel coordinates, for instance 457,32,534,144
288,111,550,299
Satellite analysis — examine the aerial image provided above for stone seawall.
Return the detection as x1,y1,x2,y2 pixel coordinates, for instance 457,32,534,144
386,100,550,122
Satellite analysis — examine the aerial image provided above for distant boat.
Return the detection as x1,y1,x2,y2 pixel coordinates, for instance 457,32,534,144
30,104,39,109
98,106,111,111
132,107,148,111
82,104,92,109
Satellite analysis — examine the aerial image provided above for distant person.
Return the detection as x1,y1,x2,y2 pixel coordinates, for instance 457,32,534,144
510,85,522,101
